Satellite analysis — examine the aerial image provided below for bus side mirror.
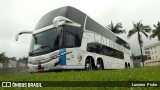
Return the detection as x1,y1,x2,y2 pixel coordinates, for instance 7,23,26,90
15,31,33,41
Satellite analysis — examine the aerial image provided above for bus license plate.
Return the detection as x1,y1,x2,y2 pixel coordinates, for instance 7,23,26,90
38,68,44,72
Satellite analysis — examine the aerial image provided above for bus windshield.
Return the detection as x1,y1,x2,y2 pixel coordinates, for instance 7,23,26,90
29,26,63,56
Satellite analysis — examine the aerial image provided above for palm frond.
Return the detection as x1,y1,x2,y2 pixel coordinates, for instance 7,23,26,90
132,21,137,30
153,24,158,29
106,25,111,30
150,21,160,41
141,31,148,38
150,30,157,39
107,21,125,34
158,35,160,41
127,29,137,38
158,21,160,28
137,21,142,30
115,23,122,29
143,25,151,33
156,32,160,41
115,30,126,34
111,20,114,30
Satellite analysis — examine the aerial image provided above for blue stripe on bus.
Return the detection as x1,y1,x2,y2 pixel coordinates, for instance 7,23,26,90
59,48,66,65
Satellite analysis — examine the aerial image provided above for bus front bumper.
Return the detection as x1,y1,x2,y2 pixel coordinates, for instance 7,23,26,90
28,59,61,73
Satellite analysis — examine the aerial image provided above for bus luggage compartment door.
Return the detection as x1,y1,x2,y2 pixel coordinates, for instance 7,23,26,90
66,48,78,69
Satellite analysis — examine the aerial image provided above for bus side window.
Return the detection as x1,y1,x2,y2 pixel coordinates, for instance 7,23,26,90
102,45,110,56
109,48,115,57
95,43,101,54
87,43,93,52
66,33,76,48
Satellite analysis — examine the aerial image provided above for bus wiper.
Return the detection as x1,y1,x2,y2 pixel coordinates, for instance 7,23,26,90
29,45,52,56
40,45,52,50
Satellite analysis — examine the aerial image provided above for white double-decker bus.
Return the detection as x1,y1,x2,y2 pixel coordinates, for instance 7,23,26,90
16,6,133,72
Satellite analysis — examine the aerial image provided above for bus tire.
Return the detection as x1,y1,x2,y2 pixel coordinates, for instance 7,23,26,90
128,63,130,68
29,72,33,74
97,59,103,70
85,58,93,70
125,62,128,69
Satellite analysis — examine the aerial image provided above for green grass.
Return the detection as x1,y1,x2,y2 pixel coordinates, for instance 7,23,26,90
0,66,160,81
0,66,160,90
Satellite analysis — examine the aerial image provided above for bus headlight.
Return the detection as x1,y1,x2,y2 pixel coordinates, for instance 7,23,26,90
50,53,60,59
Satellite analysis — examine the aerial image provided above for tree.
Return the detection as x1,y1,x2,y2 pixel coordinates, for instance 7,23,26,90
150,21,160,41
127,21,151,67
22,57,28,66
0,52,10,64
106,21,126,34
18,57,28,67
11,57,16,61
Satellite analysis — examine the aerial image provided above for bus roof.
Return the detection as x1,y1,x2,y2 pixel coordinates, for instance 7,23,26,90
35,6,86,30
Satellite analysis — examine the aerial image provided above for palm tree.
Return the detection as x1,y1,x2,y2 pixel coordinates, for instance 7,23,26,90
106,21,126,34
127,21,151,67
150,21,160,41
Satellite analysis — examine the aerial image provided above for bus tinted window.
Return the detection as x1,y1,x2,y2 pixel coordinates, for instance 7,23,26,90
101,46,110,56
87,43,101,53
66,33,76,47
87,43,124,59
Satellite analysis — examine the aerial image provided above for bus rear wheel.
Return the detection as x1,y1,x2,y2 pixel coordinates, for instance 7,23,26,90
97,60,103,70
128,63,130,68
85,58,93,70
125,63,128,69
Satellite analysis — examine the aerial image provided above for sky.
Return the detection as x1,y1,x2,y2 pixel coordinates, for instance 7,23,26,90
0,0,160,59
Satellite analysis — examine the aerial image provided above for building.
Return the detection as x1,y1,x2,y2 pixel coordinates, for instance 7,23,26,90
1,58,17,68
16,60,26,68
132,55,147,67
0,58,26,69
0,63,2,68
144,42,160,66
8,59,17,68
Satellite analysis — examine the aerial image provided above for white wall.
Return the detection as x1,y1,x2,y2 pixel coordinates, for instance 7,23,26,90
8,60,17,68
0,63,2,68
